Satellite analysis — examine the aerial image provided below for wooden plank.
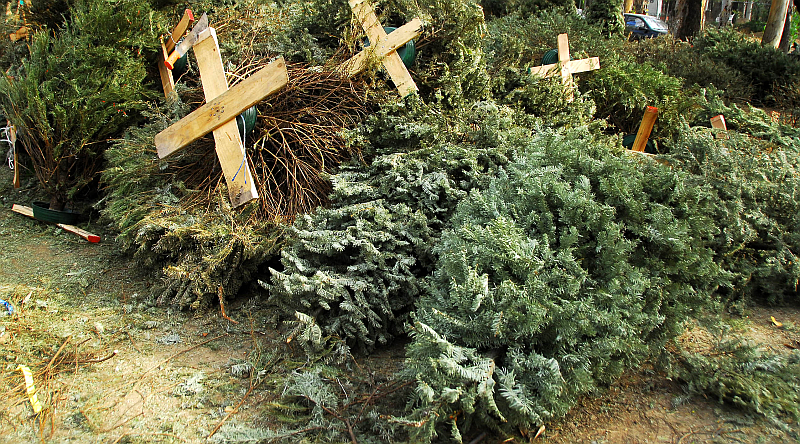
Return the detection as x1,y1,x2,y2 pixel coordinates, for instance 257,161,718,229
158,10,194,98
557,33,570,63
566,57,600,74
528,57,601,77
11,204,101,243
155,57,288,158
158,41,176,99
165,9,194,54
11,203,32,217
57,223,101,243
9,125,19,188
631,106,659,152
193,28,259,207
348,0,418,97
710,114,728,139
340,18,423,76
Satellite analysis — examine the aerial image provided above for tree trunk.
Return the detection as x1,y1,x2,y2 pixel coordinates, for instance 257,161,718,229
674,0,707,40
625,0,634,12
762,0,791,47
778,5,794,52
719,0,731,26
744,1,753,21
710,0,722,24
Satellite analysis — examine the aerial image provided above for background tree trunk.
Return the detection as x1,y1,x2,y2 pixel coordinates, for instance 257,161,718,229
625,0,634,12
778,5,795,52
720,0,731,26
675,0,707,40
744,1,753,21
762,0,791,47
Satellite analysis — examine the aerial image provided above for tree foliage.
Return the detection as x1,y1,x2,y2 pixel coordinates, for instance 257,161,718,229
401,125,725,441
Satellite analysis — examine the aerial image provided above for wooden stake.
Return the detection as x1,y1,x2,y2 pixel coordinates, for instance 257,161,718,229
527,33,600,102
158,9,194,99
631,106,658,152
11,204,101,243
710,114,728,139
344,0,420,97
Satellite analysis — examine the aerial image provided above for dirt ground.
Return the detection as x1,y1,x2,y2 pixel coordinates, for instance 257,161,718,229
1,181,799,443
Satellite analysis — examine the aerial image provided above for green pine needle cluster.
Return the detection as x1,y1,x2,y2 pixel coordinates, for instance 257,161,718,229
401,125,725,441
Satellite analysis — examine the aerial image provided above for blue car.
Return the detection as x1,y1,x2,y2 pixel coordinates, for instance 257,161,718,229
624,13,669,40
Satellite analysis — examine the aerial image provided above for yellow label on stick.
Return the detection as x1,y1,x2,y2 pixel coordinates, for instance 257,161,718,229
16,365,42,414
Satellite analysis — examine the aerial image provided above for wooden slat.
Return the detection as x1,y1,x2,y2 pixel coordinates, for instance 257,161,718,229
9,125,19,188
340,18,423,76
58,224,101,243
165,9,194,54
193,28,259,207
11,203,32,217
711,114,728,139
155,56,288,158
348,0,418,97
528,57,601,77
632,106,659,153
11,204,101,243
158,10,194,98
158,41,176,99
557,33,570,63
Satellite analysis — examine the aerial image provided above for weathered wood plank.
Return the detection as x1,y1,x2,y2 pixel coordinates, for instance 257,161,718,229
193,28,259,207
155,56,288,158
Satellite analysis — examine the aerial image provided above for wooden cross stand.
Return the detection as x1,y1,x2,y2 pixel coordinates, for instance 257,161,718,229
154,23,289,208
340,0,422,97
528,33,600,101
11,204,101,243
158,9,194,99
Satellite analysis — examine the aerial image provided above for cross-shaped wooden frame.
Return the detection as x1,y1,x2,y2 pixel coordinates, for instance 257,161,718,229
154,27,289,208
157,9,194,99
527,33,600,101
340,0,422,97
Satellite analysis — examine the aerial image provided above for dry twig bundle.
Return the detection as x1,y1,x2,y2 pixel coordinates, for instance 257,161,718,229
179,59,371,221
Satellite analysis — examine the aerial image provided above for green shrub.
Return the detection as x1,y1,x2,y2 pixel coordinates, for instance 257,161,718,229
401,125,724,441
629,36,753,102
0,0,159,210
484,10,622,77
693,28,800,106
673,329,800,429
481,0,575,19
665,116,800,305
102,104,284,310
266,99,535,352
585,0,623,36
584,55,694,141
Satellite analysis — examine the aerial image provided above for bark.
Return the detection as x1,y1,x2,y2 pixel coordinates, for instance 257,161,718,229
778,5,794,52
625,0,634,12
762,0,791,48
744,1,753,21
719,0,731,26
674,0,706,40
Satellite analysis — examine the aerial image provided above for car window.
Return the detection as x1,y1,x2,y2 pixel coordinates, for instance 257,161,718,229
642,16,668,31
633,17,645,28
